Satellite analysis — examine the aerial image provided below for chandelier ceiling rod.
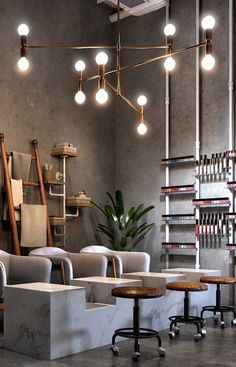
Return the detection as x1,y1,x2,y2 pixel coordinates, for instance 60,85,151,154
17,0,216,135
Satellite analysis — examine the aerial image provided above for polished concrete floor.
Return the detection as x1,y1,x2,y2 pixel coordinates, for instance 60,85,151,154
0,318,236,367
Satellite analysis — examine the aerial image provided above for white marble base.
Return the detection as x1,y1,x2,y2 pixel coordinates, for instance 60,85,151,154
4,270,221,360
121,272,186,295
71,276,142,304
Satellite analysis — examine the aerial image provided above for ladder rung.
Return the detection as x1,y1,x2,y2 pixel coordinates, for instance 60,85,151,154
3,152,37,160
23,181,40,187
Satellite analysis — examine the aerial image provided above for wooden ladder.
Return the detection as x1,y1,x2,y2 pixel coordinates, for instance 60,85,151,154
0,133,53,255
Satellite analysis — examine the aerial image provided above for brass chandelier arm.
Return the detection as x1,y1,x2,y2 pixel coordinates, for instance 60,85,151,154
27,44,167,50
85,41,207,82
27,45,118,49
105,79,141,115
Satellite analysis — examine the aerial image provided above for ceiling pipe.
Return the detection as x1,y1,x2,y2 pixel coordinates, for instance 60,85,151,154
108,0,167,23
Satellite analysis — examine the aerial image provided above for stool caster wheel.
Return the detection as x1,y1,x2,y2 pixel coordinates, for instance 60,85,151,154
220,321,225,329
168,331,175,340
194,333,202,342
231,319,236,327
172,326,180,335
201,328,207,337
111,345,119,356
157,347,166,358
213,317,218,325
132,352,141,362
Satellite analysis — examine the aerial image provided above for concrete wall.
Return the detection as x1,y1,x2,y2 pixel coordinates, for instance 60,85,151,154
0,0,115,252
0,0,234,287
114,0,234,281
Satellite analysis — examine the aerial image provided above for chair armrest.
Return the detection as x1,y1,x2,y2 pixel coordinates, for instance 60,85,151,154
115,251,150,273
9,256,52,284
68,253,108,278
28,254,73,285
0,261,7,300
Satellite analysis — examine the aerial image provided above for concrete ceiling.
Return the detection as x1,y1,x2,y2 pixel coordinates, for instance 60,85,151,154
97,0,167,22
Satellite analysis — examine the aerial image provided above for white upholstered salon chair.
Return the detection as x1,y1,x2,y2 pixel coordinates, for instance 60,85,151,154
80,245,150,278
0,249,52,304
29,247,108,285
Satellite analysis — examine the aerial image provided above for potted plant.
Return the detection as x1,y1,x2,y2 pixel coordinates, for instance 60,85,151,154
92,190,155,251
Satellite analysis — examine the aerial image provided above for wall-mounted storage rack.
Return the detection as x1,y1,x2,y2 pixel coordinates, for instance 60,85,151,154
161,184,195,194
162,214,195,222
161,155,195,166
162,242,196,249
192,197,230,207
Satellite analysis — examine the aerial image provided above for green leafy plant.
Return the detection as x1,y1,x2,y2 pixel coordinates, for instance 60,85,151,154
91,190,155,251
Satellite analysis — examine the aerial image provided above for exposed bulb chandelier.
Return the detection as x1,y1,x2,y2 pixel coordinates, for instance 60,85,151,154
17,1,215,135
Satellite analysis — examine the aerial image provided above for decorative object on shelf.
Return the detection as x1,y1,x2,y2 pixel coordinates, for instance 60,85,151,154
161,184,195,194
195,152,229,181
192,197,230,207
16,2,216,135
66,191,91,208
49,216,67,226
92,190,154,251
227,181,236,189
162,243,196,249
226,244,236,250
161,155,195,166
51,143,77,157
226,150,236,158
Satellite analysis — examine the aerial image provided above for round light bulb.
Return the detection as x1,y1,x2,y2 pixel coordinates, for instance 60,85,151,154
164,56,176,71
18,57,29,71
164,23,176,36
74,91,86,104
96,89,108,104
75,60,86,72
95,52,108,65
18,24,29,36
201,15,215,30
137,122,147,135
137,95,147,106
201,54,215,71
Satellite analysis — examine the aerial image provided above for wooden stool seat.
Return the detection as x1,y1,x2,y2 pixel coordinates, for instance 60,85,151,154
166,281,208,292
111,286,165,360
112,286,162,299
200,276,236,285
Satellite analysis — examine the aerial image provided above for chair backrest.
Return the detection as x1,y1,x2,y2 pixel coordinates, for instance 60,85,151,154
68,253,108,278
80,245,113,254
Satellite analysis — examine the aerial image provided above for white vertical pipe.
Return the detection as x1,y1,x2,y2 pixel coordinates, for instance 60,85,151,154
228,0,235,304
62,156,66,246
165,1,170,268
195,0,200,269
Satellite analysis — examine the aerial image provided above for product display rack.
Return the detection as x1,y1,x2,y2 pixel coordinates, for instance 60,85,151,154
161,150,235,269
161,155,197,267
161,184,195,194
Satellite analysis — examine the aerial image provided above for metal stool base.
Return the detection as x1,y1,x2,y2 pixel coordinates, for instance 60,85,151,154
111,298,165,360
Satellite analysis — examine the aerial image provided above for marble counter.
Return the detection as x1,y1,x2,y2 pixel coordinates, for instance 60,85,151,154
162,268,221,282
